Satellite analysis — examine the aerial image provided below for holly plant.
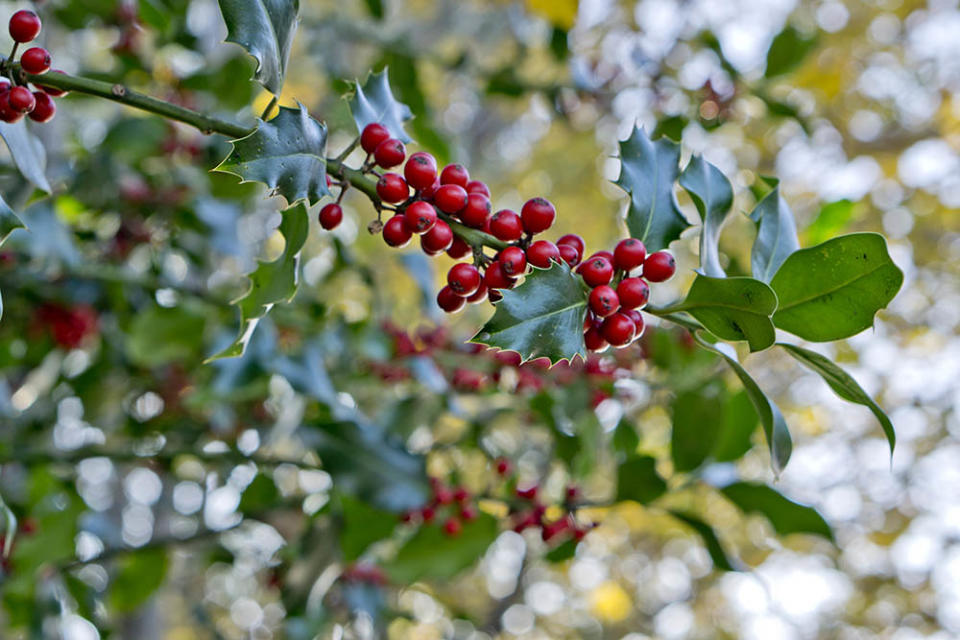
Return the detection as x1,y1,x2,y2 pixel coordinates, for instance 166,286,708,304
0,0,904,637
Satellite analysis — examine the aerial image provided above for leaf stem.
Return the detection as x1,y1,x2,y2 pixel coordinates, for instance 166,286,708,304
260,95,278,120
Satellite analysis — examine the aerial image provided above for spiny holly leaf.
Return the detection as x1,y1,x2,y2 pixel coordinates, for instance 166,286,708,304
215,104,330,206
0,194,25,247
679,155,733,277
348,69,413,143
779,343,895,455
384,513,498,584
720,482,832,540
615,126,690,252
217,0,299,95
210,202,308,360
471,261,587,364
664,275,777,352
749,180,799,283
0,120,51,192
668,510,736,571
693,333,792,474
770,233,903,341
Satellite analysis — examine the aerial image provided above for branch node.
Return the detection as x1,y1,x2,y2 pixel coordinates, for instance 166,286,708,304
111,84,126,97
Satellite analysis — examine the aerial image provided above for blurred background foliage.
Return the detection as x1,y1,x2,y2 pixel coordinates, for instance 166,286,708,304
0,0,954,638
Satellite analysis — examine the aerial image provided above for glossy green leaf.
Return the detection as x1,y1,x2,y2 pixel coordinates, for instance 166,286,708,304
693,334,792,473
805,199,857,245
713,390,758,462
348,69,413,144
0,194,25,247
615,126,690,252
748,181,799,283
211,202,308,360
385,513,497,584
616,455,667,505
109,547,169,613
721,482,832,540
612,418,640,457
471,261,587,364
545,539,578,563
665,275,777,352
215,104,330,207
0,120,51,192
217,0,299,94
239,473,280,513
668,510,736,571
679,155,733,277
765,26,818,78
770,233,903,341
340,495,397,562
671,383,725,472
363,0,383,18
126,304,207,367
779,343,895,454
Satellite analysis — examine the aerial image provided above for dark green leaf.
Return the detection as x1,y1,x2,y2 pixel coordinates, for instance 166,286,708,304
616,455,667,505
385,513,498,583
215,105,330,206
612,418,640,457
693,334,792,473
679,155,733,277
805,199,857,245
545,539,578,563
340,495,397,562
713,390,758,462
770,233,903,341
239,473,280,513
615,126,690,252
211,202,309,360
471,261,587,364
652,115,688,142
779,343,895,454
0,193,24,247
217,0,299,94
721,482,832,540
765,26,818,78
668,510,736,571
0,120,51,192
363,0,383,18
665,275,777,352
126,304,207,367
109,547,169,612
748,181,799,283
671,384,725,472
549,27,569,61
348,69,413,144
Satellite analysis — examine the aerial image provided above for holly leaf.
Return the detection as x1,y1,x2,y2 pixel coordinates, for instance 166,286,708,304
109,547,169,612
0,194,25,247
339,495,398,562
217,0,299,94
770,233,903,341
779,343,895,455
663,275,777,352
615,126,690,252
215,104,330,206
765,26,818,78
384,513,498,584
749,180,799,283
671,383,725,472
471,261,587,364
616,455,667,504
126,304,207,367
668,510,736,571
679,155,733,277
720,482,832,540
0,120,51,192
348,69,413,143
693,333,792,474
209,202,308,360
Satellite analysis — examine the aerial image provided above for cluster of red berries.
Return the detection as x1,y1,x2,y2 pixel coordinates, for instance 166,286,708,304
319,123,677,341
35,303,99,348
400,477,479,538
1,10,64,123
495,460,595,543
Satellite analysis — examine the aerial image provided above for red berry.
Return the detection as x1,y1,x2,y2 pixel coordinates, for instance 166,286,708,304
434,486,454,505
440,163,469,187
403,201,437,234
566,485,580,501
580,257,614,287
376,172,408,203
460,193,491,228
601,312,635,347
617,277,650,310
499,246,527,277
495,458,511,475
625,309,646,340
8,86,34,113
435,184,468,214
589,285,620,317
437,285,466,313
516,485,538,500
643,251,676,282
421,505,436,522
585,250,615,264
447,236,472,259
520,197,556,234
404,151,438,191
9,10,41,44
584,326,607,352
38,70,68,97
318,203,343,230
558,244,581,267
0,93,22,123
383,214,413,247
419,177,441,200
484,261,515,290
556,234,585,257
489,210,523,242
448,263,482,296
29,91,55,122
443,517,462,537
465,180,490,197
20,47,51,75
374,138,406,168
466,283,488,304
526,240,560,269
360,123,389,153
421,220,453,254
613,238,647,271
459,505,478,521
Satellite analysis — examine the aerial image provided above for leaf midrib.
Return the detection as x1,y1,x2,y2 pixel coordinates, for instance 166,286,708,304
774,258,891,313
486,300,586,338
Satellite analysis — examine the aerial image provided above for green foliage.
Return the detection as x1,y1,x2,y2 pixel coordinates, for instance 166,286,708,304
806,199,858,245
339,495,397,562
616,455,667,504
384,513,498,583
109,548,169,612
126,304,207,367
217,0,300,94
471,261,587,364
0,120,51,192
765,25,818,77
679,155,733,277
348,69,414,143
748,181,800,283
668,511,736,571
239,473,282,513
670,383,725,472
770,233,903,341
721,482,832,540
0,195,25,246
